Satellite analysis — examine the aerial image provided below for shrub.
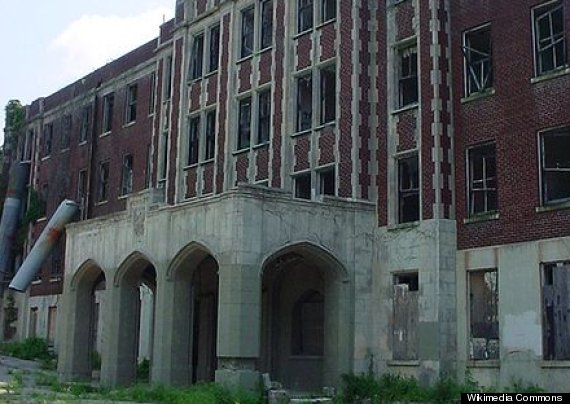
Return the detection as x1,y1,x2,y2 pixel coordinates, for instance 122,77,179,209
0,337,54,361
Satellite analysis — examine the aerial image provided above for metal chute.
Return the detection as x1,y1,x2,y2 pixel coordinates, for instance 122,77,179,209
9,200,78,292
0,162,30,289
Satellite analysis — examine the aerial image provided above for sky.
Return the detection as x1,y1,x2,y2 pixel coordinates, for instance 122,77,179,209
0,0,174,145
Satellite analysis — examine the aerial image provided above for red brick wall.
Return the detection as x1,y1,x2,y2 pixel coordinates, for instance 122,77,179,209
294,135,311,172
167,38,184,205
452,0,570,249
396,109,417,152
202,162,214,194
377,2,388,226
238,60,253,93
216,13,231,193
319,23,336,62
270,1,285,188
255,146,269,182
358,4,371,199
396,1,415,41
186,167,197,198
235,153,249,184
189,82,202,112
318,127,335,166
296,34,312,70
258,51,272,86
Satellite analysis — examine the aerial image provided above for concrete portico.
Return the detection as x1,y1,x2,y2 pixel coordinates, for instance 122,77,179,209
58,186,377,388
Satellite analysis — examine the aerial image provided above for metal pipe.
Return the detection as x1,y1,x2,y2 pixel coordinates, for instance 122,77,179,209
0,162,30,283
9,199,78,292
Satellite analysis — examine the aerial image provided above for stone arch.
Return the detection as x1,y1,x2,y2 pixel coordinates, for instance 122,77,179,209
65,260,107,381
111,251,157,386
260,241,351,391
166,241,220,385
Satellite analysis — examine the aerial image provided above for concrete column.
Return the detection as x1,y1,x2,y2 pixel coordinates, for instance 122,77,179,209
151,269,192,385
215,256,261,390
100,280,138,387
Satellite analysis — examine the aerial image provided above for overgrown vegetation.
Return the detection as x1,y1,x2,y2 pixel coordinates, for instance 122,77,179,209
136,358,150,381
0,337,54,362
336,372,544,403
4,100,25,149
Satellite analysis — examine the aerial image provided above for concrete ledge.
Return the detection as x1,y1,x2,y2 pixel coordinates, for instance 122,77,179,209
215,368,261,391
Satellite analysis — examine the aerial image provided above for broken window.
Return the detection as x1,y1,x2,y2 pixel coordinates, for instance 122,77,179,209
238,97,252,150
77,169,87,219
463,25,493,96
188,116,200,165
393,273,418,361
47,306,57,347
149,72,156,115
298,0,313,32
322,0,336,22
260,0,273,49
159,131,168,181
542,262,570,360
205,110,216,160
29,308,38,338
318,168,335,196
468,143,497,215
40,183,48,217
61,114,71,150
398,47,418,108
294,173,311,199
102,93,114,133
208,25,220,73
320,65,336,125
534,1,566,75
79,105,91,143
97,161,109,202
51,240,63,276
24,129,34,161
190,33,204,80
125,83,137,124
469,270,499,360
241,7,255,58
257,89,271,144
297,75,312,132
43,123,53,157
121,154,134,196
291,290,324,356
398,154,419,223
541,128,570,204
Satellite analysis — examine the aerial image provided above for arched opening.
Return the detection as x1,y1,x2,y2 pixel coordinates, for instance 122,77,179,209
169,244,219,385
260,244,349,392
115,254,157,385
69,262,106,381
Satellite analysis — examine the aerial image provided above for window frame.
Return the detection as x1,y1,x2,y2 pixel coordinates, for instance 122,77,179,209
298,0,314,33
398,153,420,224
320,64,336,125
296,74,313,133
208,24,220,73
539,127,570,205
121,154,134,196
190,32,205,80
188,116,201,166
397,46,419,109
79,105,91,143
467,269,499,361
241,6,255,58
102,92,114,134
97,161,110,203
257,89,271,144
238,97,252,150
260,0,274,50
43,123,53,157
533,0,566,76
204,109,216,161
61,114,72,150
125,83,138,124
467,142,497,216
462,24,493,97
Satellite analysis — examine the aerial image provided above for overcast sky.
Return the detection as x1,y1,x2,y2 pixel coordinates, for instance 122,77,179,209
0,0,174,145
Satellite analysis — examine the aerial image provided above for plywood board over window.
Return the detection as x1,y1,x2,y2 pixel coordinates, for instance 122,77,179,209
393,273,418,361
543,263,570,360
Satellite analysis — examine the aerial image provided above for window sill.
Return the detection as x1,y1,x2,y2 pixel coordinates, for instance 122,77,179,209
78,141,87,147
204,69,218,79
461,88,495,104
466,360,500,368
463,212,499,224
200,158,215,165
60,148,70,153
291,129,312,138
253,141,270,150
531,66,570,84
118,194,131,200
315,121,336,131
99,131,111,138
541,360,570,368
316,18,336,30
236,54,254,64
94,200,108,206
36,217,47,223
387,360,420,367
232,147,251,156
257,46,272,56
536,200,570,213
31,280,42,285
41,155,51,162
293,29,313,40
123,121,136,128
391,103,419,115
387,220,420,232
49,277,62,283
184,163,199,170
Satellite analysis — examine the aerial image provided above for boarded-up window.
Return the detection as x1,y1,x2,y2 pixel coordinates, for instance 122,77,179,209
393,273,418,361
469,269,499,360
47,306,57,346
543,262,570,360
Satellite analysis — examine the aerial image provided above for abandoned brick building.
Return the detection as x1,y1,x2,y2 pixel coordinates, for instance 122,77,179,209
3,0,570,393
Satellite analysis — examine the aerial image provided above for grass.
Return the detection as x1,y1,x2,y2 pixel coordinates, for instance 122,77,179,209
0,337,55,362
336,372,544,403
